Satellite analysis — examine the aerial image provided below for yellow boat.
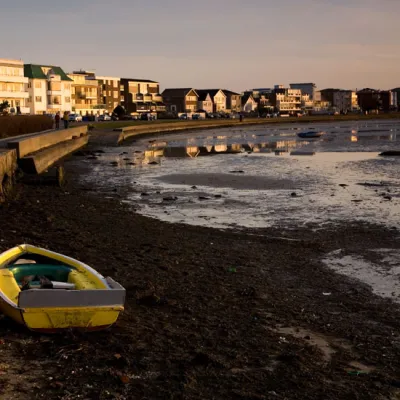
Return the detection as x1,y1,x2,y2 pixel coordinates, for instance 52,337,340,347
0,244,125,333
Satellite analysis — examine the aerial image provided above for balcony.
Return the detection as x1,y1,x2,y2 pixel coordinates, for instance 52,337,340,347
0,91,29,99
0,75,28,84
74,104,106,110
83,80,98,87
47,104,61,109
136,103,150,111
47,90,61,95
153,95,162,102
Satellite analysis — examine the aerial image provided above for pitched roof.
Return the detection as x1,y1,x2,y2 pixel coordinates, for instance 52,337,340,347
196,89,225,99
222,89,241,96
121,78,158,83
242,93,255,105
162,88,197,97
24,64,72,81
195,89,212,101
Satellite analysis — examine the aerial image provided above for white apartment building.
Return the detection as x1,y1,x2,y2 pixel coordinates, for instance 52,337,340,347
333,90,358,113
273,86,302,115
0,58,29,114
24,64,72,115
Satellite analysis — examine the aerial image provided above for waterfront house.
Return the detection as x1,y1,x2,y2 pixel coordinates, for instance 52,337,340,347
96,76,120,113
290,83,317,100
356,88,391,112
196,90,213,113
270,85,302,116
222,90,242,113
241,93,258,113
162,88,198,113
121,78,164,115
202,89,227,112
0,58,30,114
24,64,72,115
391,88,400,110
320,88,341,105
68,70,105,116
332,90,358,113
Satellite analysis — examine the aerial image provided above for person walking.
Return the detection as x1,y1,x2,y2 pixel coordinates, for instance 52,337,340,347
55,112,60,129
63,111,69,129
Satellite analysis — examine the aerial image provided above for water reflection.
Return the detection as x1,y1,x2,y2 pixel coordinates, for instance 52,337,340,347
138,127,399,161
141,138,313,160
109,122,400,167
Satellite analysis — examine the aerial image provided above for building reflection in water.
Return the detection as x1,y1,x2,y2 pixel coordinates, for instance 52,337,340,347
140,136,311,162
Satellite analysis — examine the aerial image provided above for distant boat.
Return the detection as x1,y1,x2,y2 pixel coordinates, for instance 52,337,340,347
297,131,325,139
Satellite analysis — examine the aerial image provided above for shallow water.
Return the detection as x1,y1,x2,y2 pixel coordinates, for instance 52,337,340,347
323,248,400,302
81,119,400,230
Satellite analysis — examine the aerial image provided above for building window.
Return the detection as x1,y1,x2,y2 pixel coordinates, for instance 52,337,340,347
64,83,71,90
35,81,42,89
65,96,71,103
28,82,32,88
28,97,32,103
35,96,42,102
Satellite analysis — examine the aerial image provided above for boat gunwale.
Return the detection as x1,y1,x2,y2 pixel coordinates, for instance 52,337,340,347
0,244,109,288
0,244,119,311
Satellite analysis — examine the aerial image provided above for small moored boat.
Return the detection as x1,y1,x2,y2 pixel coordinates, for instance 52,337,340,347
0,244,125,332
297,131,325,139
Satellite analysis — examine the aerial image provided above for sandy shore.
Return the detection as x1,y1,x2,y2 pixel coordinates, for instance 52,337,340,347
0,160,400,399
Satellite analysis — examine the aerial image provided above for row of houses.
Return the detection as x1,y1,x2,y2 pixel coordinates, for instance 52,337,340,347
0,58,165,116
244,83,400,115
0,58,247,117
1,58,399,117
161,88,246,114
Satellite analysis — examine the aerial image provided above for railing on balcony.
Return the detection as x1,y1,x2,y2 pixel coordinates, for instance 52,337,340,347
82,80,98,87
74,103,106,110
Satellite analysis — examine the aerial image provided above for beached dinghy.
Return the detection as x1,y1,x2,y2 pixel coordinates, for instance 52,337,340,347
0,244,125,332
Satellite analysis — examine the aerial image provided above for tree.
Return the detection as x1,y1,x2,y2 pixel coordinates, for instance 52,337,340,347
112,105,126,119
0,100,10,113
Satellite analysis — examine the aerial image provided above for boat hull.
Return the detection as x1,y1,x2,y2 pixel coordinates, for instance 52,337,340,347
21,305,123,332
0,244,125,332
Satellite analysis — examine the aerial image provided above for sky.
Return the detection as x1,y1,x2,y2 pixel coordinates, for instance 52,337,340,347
2,0,399,92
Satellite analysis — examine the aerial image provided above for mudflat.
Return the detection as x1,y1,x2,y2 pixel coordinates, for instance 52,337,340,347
0,163,399,399
158,173,298,190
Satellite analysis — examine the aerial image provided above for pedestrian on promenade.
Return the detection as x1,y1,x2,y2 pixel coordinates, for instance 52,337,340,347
239,113,243,122
63,111,69,129
55,112,60,129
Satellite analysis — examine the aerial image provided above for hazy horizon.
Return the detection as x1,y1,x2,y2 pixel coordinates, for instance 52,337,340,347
2,0,399,91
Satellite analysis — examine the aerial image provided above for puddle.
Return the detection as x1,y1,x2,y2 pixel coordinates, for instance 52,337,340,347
276,326,335,362
274,325,376,373
322,249,400,302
